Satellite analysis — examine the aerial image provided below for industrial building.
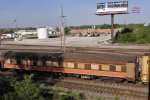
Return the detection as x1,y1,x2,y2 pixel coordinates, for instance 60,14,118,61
14,26,60,39
70,28,121,37
15,29,37,36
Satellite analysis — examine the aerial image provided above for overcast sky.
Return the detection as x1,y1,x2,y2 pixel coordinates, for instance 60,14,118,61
0,0,149,28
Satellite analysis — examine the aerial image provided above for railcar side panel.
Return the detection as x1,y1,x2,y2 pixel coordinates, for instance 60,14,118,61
66,62,74,68
141,56,150,83
91,64,99,70
116,65,122,72
101,64,109,71
126,63,136,82
2,52,138,82
4,64,127,78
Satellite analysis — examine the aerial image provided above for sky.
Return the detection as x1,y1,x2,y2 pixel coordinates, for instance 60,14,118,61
0,0,149,28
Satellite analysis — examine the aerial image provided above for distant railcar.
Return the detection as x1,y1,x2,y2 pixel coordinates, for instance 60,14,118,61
141,53,150,83
0,51,149,83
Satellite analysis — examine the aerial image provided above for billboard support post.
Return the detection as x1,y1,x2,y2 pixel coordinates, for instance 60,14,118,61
96,1,128,44
111,14,114,44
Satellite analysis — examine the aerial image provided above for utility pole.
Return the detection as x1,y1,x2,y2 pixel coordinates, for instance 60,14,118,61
111,14,114,44
15,20,17,33
60,6,66,53
0,20,17,45
0,33,1,45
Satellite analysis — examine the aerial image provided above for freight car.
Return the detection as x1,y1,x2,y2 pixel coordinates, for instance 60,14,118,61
0,51,149,83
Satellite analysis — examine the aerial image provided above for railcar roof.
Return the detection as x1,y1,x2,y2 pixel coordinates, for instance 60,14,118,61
144,53,150,56
63,53,137,64
4,51,62,59
3,51,137,64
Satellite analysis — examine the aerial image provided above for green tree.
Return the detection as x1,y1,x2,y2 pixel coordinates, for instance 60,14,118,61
0,29,14,35
115,24,150,44
100,24,111,29
121,27,133,33
1,92,17,100
13,74,43,100
1,74,44,100
64,27,70,35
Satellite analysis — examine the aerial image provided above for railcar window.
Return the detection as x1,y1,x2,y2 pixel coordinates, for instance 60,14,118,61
11,59,17,64
33,59,37,66
21,59,26,65
59,62,63,67
21,59,24,65
109,65,116,71
63,62,67,68
46,61,51,67
116,65,122,72
101,64,110,71
91,64,99,70
74,63,78,69
37,60,43,66
121,66,126,72
16,58,21,65
5,58,11,64
52,61,59,67
78,63,85,69
27,60,34,66
85,64,91,70
99,65,102,71
66,62,74,68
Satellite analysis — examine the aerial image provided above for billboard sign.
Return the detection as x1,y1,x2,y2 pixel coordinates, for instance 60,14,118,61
96,1,128,15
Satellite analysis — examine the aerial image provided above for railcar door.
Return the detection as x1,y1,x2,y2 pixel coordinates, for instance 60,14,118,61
141,56,150,83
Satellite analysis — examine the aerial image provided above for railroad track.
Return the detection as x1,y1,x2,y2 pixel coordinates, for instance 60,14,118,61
0,44,150,56
34,75,148,100
54,81,147,100
0,71,149,100
63,77,148,93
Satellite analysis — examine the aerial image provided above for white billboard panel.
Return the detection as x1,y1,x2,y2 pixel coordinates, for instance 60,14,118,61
97,1,128,15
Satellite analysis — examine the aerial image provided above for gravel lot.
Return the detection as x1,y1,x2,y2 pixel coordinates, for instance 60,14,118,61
1,35,150,50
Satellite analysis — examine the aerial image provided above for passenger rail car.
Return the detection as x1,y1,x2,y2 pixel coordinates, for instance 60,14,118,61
0,51,139,83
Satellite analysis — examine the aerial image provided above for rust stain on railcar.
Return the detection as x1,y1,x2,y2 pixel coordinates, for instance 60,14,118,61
3,51,137,64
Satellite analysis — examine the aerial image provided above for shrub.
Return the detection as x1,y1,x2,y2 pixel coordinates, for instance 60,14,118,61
115,24,150,44
121,27,133,33
0,74,44,100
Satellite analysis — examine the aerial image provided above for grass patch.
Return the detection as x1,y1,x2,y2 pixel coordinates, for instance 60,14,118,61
115,24,150,44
